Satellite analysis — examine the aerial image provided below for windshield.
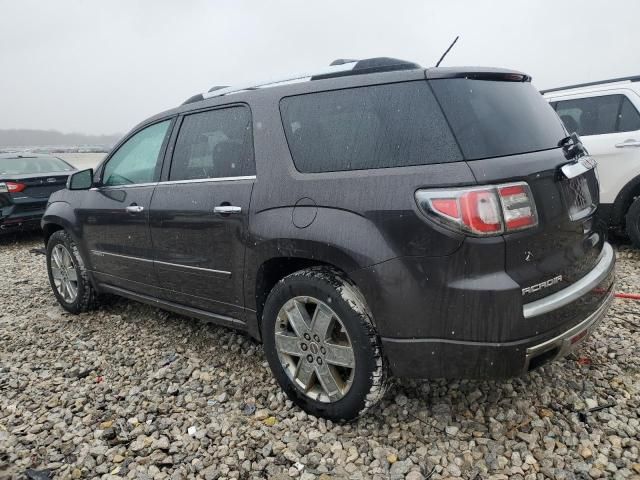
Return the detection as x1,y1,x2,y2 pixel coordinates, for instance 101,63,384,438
430,79,566,160
0,156,74,175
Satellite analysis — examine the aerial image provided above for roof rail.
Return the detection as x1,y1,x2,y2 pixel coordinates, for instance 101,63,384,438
200,57,421,100
541,75,640,94
208,85,229,93
182,93,204,105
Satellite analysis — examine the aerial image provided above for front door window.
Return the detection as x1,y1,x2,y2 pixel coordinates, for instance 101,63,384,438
103,120,171,186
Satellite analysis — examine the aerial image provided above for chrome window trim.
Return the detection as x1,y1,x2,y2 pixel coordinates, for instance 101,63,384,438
89,175,256,190
522,242,615,318
90,250,231,276
157,175,256,186
90,182,158,191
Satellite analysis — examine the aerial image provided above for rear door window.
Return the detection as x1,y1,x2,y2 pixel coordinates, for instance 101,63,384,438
554,94,640,136
430,79,566,160
169,106,253,181
279,81,462,173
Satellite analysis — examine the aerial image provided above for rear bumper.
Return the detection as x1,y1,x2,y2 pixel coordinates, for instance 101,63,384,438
379,242,616,379
0,207,46,232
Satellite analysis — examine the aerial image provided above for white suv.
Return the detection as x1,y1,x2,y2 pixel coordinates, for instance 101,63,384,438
543,76,640,247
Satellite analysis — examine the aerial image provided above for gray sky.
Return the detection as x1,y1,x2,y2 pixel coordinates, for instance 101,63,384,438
1,0,638,135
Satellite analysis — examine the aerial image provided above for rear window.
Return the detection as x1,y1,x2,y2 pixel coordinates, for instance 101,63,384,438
0,156,74,175
430,79,566,160
280,81,462,173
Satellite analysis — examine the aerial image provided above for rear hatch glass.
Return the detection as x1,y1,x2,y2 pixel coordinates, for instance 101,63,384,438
0,156,74,175
0,156,73,199
429,78,567,160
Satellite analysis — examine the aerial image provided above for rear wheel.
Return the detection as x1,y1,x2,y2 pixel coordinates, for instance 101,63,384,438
262,267,388,421
626,197,640,248
46,230,96,314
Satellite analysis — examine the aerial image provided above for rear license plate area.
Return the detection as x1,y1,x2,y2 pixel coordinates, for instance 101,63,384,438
562,174,595,221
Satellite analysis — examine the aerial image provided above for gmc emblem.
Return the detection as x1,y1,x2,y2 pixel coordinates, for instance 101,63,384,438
522,275,563,295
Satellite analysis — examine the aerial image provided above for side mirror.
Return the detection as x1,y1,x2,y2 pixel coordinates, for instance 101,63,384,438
67,168,94,190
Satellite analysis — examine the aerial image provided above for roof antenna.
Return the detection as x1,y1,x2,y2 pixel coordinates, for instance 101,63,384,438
435,36,459,67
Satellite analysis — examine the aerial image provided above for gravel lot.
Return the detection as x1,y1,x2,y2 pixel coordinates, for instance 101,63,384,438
1,233,639,480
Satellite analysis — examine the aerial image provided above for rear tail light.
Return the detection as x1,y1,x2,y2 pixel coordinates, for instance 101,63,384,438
498,184,537,230
6,182,26,193
0,182,26,193
415,182,538,236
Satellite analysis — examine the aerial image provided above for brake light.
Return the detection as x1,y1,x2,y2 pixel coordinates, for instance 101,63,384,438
460,190,502,233
415,182,538,236
498,184,537,230
5,182,26,193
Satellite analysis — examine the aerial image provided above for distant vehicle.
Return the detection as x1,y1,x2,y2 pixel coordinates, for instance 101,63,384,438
0,153,75,233
43,58,614,420
542,76,640,246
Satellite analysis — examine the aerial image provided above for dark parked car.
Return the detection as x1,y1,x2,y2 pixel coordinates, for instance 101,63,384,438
0,153,75,233
42,58,615,420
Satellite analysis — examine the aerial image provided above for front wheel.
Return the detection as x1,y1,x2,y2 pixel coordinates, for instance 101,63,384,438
46,230,96,314
626,197,640,248
262,267,388,421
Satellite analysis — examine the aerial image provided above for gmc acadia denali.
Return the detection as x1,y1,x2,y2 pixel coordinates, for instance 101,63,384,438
42,58,616,420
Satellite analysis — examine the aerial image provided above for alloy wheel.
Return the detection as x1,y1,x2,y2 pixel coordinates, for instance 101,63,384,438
274,296,356,403
50,244,78,303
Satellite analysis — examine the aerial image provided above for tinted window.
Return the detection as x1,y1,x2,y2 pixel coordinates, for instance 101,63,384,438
554,94,640,136
0,156,73,175
103,120,171,186
280,81,462,173
430,79,566,160
618,96,640,132
170,106,252,181
554,95,621,136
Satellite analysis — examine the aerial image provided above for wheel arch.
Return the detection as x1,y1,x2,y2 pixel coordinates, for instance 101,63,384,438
41,202,99,290
247,243,364,341
41,202,77,245
610,173,640,227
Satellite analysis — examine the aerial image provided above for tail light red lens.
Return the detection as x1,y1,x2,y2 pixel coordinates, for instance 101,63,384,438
5,182,26,193
460,190,502,234
415,182,538,237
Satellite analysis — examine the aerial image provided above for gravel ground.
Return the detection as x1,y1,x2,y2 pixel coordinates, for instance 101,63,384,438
1,232,639,480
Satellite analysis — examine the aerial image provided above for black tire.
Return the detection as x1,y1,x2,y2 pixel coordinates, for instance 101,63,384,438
626,197,640,248
46,230,96,314
262,267,388,421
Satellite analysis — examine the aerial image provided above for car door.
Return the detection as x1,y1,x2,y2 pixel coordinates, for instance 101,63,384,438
149,105,254,324
551,90,640,204
79,118,174,294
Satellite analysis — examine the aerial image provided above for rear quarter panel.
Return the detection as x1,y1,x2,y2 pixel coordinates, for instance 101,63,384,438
243,87,476,318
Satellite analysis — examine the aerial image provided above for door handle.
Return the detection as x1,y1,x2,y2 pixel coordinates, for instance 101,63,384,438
615,139,640,148
125,205,144,213
213,205,242,214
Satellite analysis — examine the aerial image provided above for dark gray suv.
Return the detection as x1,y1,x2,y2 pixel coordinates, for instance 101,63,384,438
42,58,616,420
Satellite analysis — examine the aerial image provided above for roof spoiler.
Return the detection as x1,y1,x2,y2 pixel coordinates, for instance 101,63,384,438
425,67,531,82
